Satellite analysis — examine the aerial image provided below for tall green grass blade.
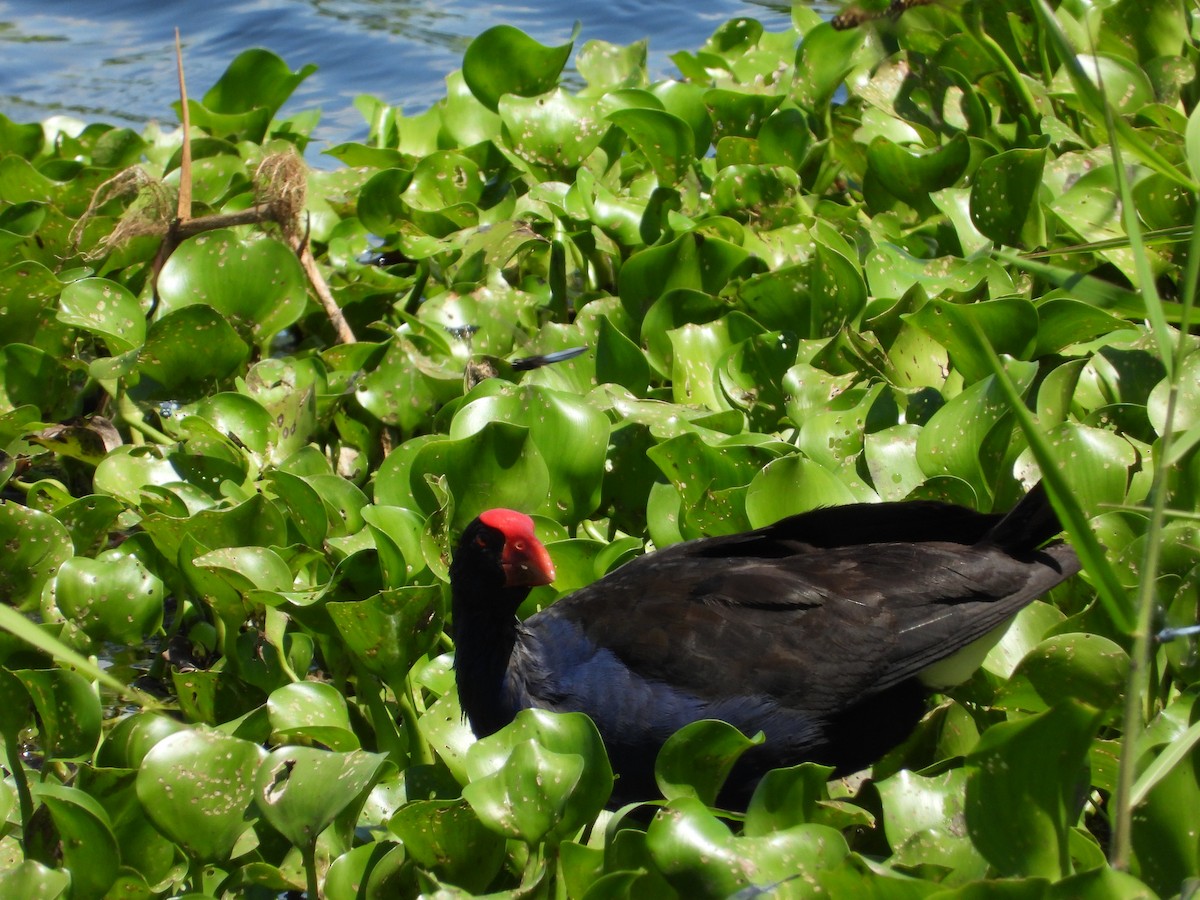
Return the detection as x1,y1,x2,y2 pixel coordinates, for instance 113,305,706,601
0,605,153,706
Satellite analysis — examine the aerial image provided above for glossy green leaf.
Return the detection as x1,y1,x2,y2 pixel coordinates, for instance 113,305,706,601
136,728,265,862
201,49,316,119
388,799,506,892
1005,633,1130,712
795,22,865,110
255,746,388,848
867,134,970,207
463,708,612,845
463,26,573,112
56,277,146,353
0,501,73,609
499,88,610,171
966,701,1105,879
33,783,120,900
970,148,1046,247
879,769,987,883
267,682,359,750
745,455,858,527
646,796,848,899
138,305,250,390
97,712,189,769
157,230,307,345
0,861,70,899
746,763,873,834
14,667,102,760
916,361,1038,504
906,298,1039,384
607,108,694,184
655,719,760,807
327,586,444,687
50,552,163,644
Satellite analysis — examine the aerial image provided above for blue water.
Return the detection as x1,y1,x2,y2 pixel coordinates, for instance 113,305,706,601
0,0,825,153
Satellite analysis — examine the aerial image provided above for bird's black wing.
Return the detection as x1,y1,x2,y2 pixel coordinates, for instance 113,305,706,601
527,529,1075,717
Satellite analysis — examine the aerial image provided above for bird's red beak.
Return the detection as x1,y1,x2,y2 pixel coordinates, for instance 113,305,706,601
501,535,556,587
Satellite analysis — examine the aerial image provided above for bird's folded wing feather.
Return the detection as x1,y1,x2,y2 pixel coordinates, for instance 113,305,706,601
531,539,1072,715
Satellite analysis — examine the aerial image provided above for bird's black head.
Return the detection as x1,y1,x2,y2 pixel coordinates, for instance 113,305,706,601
450,509,557,596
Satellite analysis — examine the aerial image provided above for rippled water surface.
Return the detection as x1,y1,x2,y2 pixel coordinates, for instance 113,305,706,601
0,0,833,151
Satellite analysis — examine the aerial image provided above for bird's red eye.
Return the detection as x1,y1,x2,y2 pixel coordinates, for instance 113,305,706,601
475,536,488,549
513,540,526,552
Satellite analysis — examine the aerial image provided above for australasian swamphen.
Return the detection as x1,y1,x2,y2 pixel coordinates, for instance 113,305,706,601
449,483,1079,807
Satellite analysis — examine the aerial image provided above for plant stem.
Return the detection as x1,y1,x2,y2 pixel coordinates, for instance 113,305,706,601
4,732,33,853
1108,132,1199,871
115,393,174,445
302,839,321,900
396,675,434,767
355,665,407,765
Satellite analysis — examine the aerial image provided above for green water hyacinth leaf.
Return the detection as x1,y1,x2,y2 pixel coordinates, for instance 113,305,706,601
607,108,694,184
156,230,307,346
255,746,388,848
867,134,970,208
704,88,782,141
865,424,925,502
620,231,754,324
966,700,1104,879
138,305,250,391
55,277,145,354
746,763,872,834
0,262,60,348
0,861,69,898
0,344,75,419
193,545,293,593
794,22,864,111
647,796,848,899
1018,422,1135,515
499,88,610,171
906,297,1039,385
463,709,612,845
712,165,800,227
193,392,274,457
865,244,1013,301
362,505,427,588
97,711,189,768
878,769,987,883
0,200,44,255
0,111,45,158
14,668,102,760
669,313,766,411
185,49,316,142
463,25,573,113
51,553,163,644
970,148,1046,247
916,361,1038,504
356,168,414,236
266,686,355,748
0,500,72,608
1051,54,1154,117
388,799,506,892
409,422,549,530
32,783,120,900
327,585,444,687
1005,633,1130,713
655,719,761,807
136,728,265,863
577,38,649,91
745,455,859,527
